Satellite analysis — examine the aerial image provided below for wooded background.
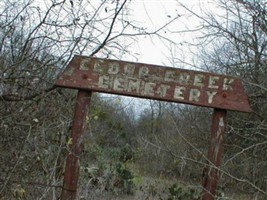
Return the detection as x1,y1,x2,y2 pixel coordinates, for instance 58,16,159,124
0,0,266,199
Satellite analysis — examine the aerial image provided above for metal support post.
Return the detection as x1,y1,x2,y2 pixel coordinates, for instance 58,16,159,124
202,108,227,200
61,90,92,200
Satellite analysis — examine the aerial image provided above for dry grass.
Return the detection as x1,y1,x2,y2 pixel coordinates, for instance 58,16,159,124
79,174,261,200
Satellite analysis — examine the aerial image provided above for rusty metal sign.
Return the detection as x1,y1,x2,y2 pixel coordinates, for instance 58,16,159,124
56,55,252,112
56,55,253,200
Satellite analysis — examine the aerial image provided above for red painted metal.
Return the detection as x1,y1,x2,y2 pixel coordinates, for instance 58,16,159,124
55,55,253,200
56,55,252,113
61,90,92,200
202,109,227,200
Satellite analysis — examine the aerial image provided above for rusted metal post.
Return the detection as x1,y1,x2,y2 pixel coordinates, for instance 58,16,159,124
202,108,227,200
55,55,252,200
61,90,92,200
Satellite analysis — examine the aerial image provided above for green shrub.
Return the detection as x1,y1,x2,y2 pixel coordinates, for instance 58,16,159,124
167,183,200,200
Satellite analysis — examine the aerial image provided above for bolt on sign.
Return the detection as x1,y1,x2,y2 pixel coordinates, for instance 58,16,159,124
56,55,252,112
56,55,252,200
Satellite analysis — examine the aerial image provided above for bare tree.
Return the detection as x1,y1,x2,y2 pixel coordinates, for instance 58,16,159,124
0,0,181,101
169,0,267,197
0,0,183,199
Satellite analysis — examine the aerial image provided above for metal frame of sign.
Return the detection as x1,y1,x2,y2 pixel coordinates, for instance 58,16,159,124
56,55,252,200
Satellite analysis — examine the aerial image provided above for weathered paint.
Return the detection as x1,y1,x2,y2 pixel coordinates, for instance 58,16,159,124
61,90,92,200
56,55,252,112
55,56,253,200
202,109,227,200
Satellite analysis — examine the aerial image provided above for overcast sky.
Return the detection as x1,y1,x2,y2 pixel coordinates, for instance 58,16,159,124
102,0,221,114
128,0,216,67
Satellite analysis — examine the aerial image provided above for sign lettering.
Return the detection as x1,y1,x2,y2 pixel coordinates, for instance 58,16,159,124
56,56,252,112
